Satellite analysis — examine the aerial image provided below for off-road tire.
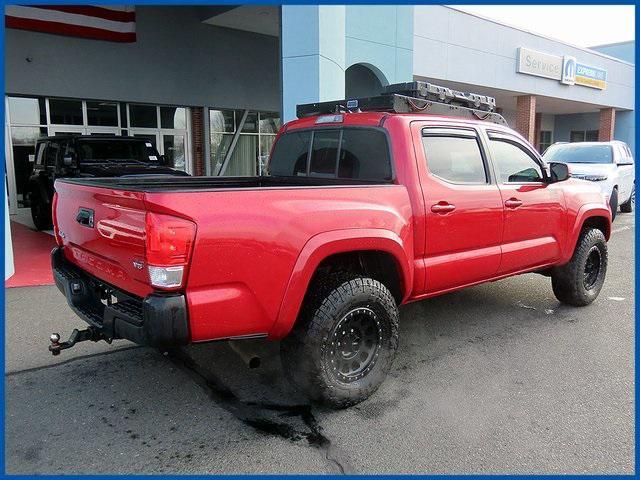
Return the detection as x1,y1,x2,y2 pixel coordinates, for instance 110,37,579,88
281,276,399,408
30,190,52,231
609,188,618,222
551,228,607,306
620,185,634,213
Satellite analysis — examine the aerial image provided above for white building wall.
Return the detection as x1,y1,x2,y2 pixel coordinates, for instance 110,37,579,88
413,6,634,111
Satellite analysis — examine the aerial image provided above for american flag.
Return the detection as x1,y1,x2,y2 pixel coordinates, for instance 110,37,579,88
5,5,136,43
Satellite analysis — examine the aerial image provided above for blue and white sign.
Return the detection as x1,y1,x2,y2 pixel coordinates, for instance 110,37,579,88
575,63,607,90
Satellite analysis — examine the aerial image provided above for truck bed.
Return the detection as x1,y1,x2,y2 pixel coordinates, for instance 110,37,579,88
58,175,392,192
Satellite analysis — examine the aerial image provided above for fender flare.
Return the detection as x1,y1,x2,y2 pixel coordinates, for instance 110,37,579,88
564,204,611,262
269,228,413,339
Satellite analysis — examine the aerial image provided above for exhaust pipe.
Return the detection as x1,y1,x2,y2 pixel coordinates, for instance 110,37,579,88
228,341,261,369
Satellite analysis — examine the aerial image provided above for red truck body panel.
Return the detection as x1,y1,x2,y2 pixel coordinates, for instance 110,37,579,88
54,111,611,344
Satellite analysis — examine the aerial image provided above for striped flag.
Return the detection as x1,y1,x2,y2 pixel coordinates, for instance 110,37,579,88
5,5,136,43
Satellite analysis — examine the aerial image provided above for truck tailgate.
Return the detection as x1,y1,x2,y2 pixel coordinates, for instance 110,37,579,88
54,181,151,298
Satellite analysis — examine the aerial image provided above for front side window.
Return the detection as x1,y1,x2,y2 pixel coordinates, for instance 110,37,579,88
489,139,543,183
422,133,487,184
268,128,392,181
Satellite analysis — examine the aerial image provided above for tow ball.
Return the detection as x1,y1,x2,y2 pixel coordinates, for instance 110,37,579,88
49,327,111,356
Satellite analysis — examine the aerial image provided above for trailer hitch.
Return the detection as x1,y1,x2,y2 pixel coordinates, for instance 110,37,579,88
48,327,111,356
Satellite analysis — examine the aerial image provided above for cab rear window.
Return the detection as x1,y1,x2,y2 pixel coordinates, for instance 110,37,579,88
268,128,392,182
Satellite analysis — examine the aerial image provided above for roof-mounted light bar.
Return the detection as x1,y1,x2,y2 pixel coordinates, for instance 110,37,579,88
296,81,506,126
384,82,496,112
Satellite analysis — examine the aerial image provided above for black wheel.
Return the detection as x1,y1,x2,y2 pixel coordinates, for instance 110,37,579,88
609,188,618,222
30,191,52,231
281,276,399,408
551,228,607,306
620,185,634,213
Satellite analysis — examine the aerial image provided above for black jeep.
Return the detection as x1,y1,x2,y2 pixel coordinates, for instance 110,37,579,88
28,135,189,230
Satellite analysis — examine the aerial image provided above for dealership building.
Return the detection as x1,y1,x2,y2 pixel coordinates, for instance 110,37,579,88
4,4,635,217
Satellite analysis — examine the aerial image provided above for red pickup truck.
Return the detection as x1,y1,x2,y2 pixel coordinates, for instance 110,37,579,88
50,92,611,407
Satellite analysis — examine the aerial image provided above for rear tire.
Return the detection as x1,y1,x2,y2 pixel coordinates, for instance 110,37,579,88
280,276,399,408
551,228,607,306
30,190,52,231
609,188,618,222
620,185,634,213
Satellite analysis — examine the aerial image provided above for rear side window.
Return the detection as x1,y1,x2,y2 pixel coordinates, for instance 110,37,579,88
268,128,392,181
422,133,487,184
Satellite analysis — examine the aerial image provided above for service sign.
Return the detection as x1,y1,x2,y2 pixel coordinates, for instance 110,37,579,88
517,47,607,90
517,47,562,80
575,63,607,90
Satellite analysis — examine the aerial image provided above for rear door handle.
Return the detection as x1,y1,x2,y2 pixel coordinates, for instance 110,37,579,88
431,202,456,213
504,198,523,208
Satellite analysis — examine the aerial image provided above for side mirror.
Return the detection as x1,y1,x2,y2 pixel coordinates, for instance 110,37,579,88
62,153,77,168
548,162,569,183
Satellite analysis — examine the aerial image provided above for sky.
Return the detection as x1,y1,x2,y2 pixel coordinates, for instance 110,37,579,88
452,5,635,48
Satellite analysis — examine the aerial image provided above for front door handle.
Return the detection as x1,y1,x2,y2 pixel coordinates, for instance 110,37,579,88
504,198,523,208
431,202,456,213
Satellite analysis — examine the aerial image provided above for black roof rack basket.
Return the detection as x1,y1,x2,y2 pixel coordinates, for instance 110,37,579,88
296,81,507,126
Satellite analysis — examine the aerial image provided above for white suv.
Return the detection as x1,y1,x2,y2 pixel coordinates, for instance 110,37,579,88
543,141,635,221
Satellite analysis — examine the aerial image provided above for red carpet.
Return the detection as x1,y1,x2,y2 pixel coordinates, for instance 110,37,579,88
5,221,57,288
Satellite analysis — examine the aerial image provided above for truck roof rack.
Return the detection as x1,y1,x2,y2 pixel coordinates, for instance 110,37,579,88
296,81,507,126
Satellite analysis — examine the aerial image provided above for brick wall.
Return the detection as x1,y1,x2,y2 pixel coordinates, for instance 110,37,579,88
515,95,536,144
191,107,205,176
598,108,616,142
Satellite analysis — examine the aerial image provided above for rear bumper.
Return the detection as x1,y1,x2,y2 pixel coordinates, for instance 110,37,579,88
52,247,190,347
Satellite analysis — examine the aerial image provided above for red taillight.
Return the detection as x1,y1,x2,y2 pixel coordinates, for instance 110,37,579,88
52,192,63,246
145,212,196,289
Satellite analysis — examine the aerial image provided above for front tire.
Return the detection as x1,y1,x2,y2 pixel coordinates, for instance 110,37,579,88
551,228,607,306
620,185,634,213
281,277,399,408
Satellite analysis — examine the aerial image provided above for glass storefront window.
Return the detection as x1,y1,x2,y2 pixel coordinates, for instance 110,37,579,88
129,104,158,128
259,112,281,135
87,101,118,126
49,99,83,125
8,97,46,125
210,110,235,133
163,134,186,170
210,132,233,174
160,107,186,129
209,108,280,176
241,112,258,133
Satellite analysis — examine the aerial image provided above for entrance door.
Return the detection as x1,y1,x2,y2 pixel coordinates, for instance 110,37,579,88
485,131,566,274
418,126,504,294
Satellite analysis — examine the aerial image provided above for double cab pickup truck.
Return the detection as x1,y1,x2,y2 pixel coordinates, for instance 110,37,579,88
51,87,611,407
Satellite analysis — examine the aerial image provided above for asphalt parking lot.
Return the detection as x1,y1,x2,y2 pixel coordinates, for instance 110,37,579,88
5,212,635,474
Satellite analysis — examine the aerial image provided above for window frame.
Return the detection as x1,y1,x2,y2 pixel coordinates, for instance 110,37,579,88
421,127,491,186
268,125,396,183
486,130,549,184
